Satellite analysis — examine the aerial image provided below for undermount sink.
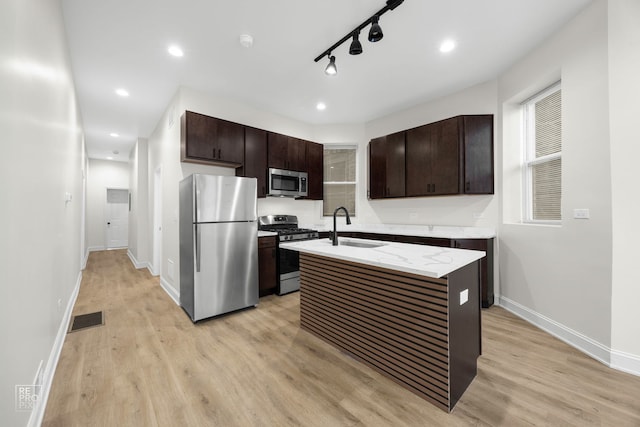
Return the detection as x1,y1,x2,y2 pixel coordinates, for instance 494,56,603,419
339,239,386,249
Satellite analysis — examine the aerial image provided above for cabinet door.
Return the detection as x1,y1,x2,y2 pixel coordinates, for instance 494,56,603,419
462,115,494,194
267,132,289,169
258,237,277,296
306,141,323,200
215,118,244,164
183,111,216,160
288,138,307,172
237,127,267,198
431,117,460,195
406,124,433,197
368,137,387,199
385,131,406,198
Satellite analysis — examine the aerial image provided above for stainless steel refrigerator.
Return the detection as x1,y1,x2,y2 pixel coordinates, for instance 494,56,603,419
179,174,258,322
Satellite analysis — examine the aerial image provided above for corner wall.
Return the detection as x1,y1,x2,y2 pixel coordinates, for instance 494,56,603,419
498,0,614,360
128,138,149,268
608,0,640,372
145,87,321,298
0,0,85,424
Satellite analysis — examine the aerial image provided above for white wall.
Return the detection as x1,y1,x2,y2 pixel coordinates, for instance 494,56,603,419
86,159,130,251
498,0,614,358
609,0,640,368
128,138,149,267
0,0,85,425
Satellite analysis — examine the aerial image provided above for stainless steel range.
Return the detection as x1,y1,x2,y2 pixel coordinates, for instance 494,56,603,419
258,215,319,295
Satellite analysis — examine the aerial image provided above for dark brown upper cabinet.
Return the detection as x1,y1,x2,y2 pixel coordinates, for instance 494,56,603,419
181,111,244,166
236,126,267,198
406,117,460,197
305,141,324,200
369,114,493,200
180,111,325,200
267,133,307,172
368,131,406,199
461,115,494,194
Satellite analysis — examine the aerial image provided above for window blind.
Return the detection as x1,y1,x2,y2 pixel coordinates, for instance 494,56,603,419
323,148,356,216
533,89,561,221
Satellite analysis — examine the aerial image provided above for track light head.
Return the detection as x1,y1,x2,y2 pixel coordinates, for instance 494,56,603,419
325,55,337,76
368,15,383,42
349,31,363,55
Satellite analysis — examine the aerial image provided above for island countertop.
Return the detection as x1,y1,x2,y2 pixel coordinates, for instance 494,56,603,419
299,223,496,239
280,237,485,279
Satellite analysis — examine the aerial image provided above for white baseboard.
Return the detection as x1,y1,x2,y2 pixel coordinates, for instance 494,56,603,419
29,271,82,427
127,249,149,270
160,276,180,306
82,250,89,270
611,349,640,376
497,296,639,377
87,246,106,252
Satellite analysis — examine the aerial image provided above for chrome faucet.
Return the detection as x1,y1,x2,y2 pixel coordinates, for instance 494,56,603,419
332,206,351,246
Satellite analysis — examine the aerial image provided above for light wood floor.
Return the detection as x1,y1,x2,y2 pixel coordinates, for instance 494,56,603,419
43,249,640,426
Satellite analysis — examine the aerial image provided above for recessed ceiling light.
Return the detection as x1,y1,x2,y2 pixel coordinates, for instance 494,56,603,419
439,39,456,53
239,34,254,48
110,132,119,137
115,88,129,97
113,150,119,155
316,102,327,111
107,156,114,160
168,45,184,57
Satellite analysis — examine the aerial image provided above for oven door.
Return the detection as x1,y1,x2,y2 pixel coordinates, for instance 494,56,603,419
278,246,300,295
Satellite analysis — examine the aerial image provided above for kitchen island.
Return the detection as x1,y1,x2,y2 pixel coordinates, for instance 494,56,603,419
280,237,485,412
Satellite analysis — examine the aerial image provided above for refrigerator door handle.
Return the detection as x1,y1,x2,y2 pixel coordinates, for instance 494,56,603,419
195,223,201,273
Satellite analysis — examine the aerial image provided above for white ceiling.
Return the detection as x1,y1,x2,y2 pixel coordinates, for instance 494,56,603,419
61,0,592,162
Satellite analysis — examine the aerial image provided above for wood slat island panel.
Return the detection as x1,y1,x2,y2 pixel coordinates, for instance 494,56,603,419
299,253,481,412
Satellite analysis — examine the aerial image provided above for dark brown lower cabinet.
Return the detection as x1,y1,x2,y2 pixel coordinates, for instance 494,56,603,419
258,236,277,297
317,231,494,307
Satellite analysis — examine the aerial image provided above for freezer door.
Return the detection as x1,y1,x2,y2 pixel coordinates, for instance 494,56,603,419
195,174,257,223
193,222,258,320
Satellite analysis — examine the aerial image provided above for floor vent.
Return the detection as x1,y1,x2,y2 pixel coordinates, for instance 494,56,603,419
68,311,104,333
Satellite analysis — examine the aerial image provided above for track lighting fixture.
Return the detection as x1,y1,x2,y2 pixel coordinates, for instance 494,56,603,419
313,0,404,75
325,55,337,76
349,30,363,55
368,16,383,42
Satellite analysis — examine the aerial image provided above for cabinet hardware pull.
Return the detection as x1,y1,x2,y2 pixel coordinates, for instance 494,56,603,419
466,181,470,191
218,149,221,159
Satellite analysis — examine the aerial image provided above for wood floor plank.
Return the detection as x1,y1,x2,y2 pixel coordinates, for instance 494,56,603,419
42,249,640,426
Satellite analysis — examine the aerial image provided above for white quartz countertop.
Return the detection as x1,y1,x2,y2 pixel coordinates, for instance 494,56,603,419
300,223,495,239
280,237,485,279
258,230,278,238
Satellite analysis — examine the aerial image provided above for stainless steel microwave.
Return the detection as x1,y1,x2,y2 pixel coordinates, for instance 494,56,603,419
268,168,308,198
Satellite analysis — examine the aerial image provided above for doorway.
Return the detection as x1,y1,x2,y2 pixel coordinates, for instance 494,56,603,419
105,188,129,248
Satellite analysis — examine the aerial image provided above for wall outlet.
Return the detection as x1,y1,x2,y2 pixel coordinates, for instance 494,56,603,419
168,259,175,281
57,298,62,310
460,289,469,305
473,212,484,219
573,208,590,219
